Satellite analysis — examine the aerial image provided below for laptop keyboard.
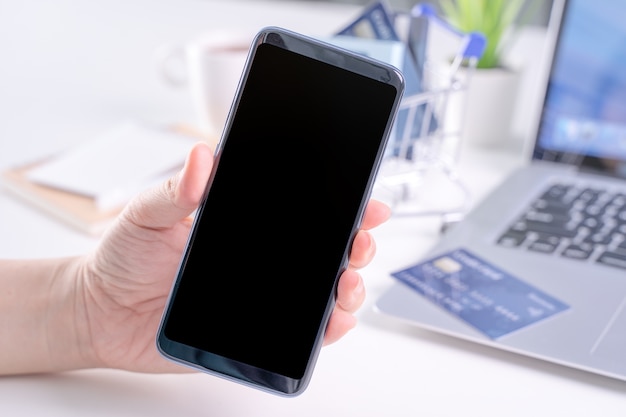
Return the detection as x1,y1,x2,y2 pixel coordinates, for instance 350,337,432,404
496,182,626,270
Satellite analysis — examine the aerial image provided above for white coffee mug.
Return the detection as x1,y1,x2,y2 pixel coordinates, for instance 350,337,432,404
156,30,252,136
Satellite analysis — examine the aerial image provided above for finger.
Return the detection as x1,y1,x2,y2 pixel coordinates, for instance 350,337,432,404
336,269,366,314
175,142,214,209
323,270,366,345
360,199,391,230
124,142,213,229
349,230,376,270
323,308,357,346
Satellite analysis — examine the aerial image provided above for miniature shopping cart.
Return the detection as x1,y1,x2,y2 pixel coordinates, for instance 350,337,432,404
372,4,486,226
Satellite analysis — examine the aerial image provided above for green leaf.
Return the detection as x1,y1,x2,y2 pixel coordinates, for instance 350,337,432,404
439,0,532,68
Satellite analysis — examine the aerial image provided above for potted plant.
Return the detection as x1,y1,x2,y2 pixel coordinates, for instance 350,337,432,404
439,0,528,69
437,0,536,148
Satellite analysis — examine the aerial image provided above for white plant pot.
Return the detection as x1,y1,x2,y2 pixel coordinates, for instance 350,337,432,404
447,66,522,149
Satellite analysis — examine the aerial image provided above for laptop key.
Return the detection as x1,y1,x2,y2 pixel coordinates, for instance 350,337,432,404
497,230,527,247
528,239,559,254
561,243,594,260
584,232,613,245
525,209,570,223
532,197,570,213
522,219,577,238
596,251,626,270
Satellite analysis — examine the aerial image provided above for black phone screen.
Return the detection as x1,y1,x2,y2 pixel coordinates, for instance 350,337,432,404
158,28,403,396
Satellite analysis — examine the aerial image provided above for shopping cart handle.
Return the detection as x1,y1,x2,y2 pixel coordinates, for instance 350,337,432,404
411,3,486,60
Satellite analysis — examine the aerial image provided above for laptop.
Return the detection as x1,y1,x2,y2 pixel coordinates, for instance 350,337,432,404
375,0,626,382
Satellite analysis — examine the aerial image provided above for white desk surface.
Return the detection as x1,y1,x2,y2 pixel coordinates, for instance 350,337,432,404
1,0,626,415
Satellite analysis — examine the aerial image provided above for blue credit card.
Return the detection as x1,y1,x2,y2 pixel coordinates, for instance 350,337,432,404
335,1,400,41
391,248,570,339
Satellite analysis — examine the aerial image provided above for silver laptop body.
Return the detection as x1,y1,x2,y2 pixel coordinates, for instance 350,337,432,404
376,0,626,382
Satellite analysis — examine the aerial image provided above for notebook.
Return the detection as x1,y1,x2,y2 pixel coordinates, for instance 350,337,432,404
376,0,626,382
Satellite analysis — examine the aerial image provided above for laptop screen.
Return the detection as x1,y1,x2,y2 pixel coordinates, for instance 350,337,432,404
534,0,626,178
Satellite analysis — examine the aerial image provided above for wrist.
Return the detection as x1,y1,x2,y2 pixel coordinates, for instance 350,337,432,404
46,255,103,372
0,256,99,374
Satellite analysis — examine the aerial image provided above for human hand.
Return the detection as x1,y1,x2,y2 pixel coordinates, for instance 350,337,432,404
78,141,391,373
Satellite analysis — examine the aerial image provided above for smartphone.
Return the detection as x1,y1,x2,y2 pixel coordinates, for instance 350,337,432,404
157,26,404,396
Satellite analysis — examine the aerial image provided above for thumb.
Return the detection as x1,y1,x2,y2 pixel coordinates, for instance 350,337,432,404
123,141,214,229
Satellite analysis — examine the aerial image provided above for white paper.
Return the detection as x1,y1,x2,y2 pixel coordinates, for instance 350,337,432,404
27,122,198,210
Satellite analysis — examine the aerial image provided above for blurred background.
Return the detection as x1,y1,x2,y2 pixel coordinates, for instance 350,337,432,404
270,0,555,25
